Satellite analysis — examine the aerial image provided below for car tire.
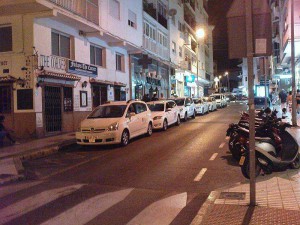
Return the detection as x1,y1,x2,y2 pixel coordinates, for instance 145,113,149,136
162,119,168,131
184,112,188,122
192,110,196,119
176,115,180,126
120,129,129,147
146,123,153,136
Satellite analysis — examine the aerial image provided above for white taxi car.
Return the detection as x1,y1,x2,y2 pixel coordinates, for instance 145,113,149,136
193,98,209,115
76,100,153,146
169,97,196,121
204,96,217,111
210,94,227,108
147,100,180,131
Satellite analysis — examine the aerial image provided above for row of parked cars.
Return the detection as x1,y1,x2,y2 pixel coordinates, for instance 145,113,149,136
75,93,228,147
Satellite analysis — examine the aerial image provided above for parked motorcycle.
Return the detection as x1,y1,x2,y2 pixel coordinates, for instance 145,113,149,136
239,123,300,179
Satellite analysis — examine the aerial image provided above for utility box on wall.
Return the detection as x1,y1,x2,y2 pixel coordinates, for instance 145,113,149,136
227,0,272,59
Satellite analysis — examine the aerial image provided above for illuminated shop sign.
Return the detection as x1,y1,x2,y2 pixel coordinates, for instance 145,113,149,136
68,60,97,77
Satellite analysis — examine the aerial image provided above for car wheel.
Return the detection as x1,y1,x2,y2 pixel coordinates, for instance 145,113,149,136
120,129,129,146
192,110,196,119
176,115,180,126
146,123,153,136
184,112,188,122
162,119,168,131
291,153,300,169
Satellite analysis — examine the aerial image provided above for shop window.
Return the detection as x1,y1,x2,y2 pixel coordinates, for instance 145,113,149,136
51,31,70,58
116,53,124,72
0,26,12,52
0,86,11,113
90,45,104,67
63,87,73,112
128,10,137,29
17,89,33,110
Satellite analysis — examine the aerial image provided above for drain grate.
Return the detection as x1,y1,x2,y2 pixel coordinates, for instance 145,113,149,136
219,192,246,200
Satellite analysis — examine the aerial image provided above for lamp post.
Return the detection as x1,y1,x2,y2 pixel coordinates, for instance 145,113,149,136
225,71,229,92
219,75,222,92
196,28,205,97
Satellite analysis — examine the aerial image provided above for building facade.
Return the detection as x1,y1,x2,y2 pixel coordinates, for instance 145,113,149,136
0,0,213,139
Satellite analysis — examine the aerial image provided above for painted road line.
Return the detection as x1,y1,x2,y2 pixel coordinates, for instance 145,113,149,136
225,136,230,140
219,142,226,148
0,181,43,199
194,168,207,182
127,192,187,225
0,184,83,225
209,153,218,161
41,189,133,225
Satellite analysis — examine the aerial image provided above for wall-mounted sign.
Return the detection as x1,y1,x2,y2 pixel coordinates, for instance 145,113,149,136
39,55,66,73
68,60,97,77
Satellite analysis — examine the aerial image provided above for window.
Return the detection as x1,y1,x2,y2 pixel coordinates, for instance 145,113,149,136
0,26,12,52
158,1,167,18
178,21,184,32
17,89,33,110
128,10,137,29
90,45,103,66
157,31,167,47
171,15,176,26
0,86,11,113
143,21,156,40
63,87,73,112
51,31,70,58
109,0,120,20
134,103,147,114
179,46,183,57
172,41,176,54
116,53,124,71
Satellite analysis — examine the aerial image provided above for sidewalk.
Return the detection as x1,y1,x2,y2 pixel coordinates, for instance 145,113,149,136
0,132,76,185
192,106,300,225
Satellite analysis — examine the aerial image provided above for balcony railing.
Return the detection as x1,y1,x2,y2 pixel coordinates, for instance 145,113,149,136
48,0,99,25
143,35,168,60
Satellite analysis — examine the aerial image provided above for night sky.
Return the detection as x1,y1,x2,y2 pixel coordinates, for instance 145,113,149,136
208,0,242,75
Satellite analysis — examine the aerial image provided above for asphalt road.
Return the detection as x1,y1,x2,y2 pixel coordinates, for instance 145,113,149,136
0,102,248,225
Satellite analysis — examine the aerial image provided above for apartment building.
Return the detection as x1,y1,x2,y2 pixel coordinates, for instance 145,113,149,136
0,0,142,138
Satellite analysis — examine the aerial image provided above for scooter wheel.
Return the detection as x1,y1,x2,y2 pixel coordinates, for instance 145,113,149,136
241,157,261,179
290,153,300,169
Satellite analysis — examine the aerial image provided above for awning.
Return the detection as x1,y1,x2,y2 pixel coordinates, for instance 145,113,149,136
114,81,127,87
90,78,114,85
0,75,16,83
39,71,81,81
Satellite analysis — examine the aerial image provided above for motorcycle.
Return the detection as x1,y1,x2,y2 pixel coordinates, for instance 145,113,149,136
239,124,300,178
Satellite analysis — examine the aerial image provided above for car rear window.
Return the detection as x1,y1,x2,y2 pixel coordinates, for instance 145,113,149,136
147,103,164,111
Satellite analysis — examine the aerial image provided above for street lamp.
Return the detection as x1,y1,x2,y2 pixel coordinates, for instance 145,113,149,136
195,28,205,97
219,75,222,92
225,71,230,92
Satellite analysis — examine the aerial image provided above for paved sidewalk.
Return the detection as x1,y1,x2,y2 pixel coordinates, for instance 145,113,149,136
192,106,300,225
0,132,76,185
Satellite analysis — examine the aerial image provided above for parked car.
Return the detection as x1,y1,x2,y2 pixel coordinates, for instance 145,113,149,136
254,96,271,110
210,94,227,108
147,100,180,131
193,98,209,115
76,100,153,146
204,96,217,111
169,97,196,121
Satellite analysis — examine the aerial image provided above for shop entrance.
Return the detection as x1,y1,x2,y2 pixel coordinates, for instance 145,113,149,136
92,85,107,107
44,86,62,133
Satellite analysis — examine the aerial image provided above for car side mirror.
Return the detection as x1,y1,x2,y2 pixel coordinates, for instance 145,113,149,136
128,112,136,119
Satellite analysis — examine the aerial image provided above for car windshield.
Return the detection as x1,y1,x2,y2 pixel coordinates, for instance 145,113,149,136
87,105,127,118
147,103,165,111
193,99,201,104
174,99,185,106
212,95,221,99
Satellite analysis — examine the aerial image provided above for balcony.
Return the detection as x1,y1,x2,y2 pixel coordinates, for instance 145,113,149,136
184,13,196,31
158,13,168,29
48,0,99,25
184,0,195,11
143,1,156,20
143,35,169,60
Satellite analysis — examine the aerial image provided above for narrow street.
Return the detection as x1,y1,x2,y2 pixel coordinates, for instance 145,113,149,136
0,102,247,225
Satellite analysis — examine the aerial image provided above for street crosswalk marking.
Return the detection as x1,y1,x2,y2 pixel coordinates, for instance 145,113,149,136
209,153,218,161
127,192,187,225
194,168,207,182
0,181,43,199
41,188,133,225
0,184,83,225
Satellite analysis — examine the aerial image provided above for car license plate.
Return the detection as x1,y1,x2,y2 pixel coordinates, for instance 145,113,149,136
89,136,95,143
239,156,246,165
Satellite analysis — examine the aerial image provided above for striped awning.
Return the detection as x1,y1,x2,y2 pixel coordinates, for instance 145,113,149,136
39,71,81,81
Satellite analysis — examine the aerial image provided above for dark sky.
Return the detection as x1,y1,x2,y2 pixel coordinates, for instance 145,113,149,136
207,0,241,74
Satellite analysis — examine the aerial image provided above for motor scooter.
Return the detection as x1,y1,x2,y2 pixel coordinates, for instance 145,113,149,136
239,125,300,179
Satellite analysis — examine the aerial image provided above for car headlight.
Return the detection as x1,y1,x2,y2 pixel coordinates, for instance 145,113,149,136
107,122,119,131
153,116,163,120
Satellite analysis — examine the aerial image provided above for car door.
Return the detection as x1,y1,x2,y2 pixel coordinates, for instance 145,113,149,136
125,104,140,136
133,102,148,135
166,101,177,124
185,98,192,117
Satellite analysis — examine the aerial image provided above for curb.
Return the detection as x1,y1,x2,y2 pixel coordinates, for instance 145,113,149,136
0,139,77,186
190,191,220,225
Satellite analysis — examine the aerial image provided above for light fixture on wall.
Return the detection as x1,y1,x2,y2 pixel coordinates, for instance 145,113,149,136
82,81,88,88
